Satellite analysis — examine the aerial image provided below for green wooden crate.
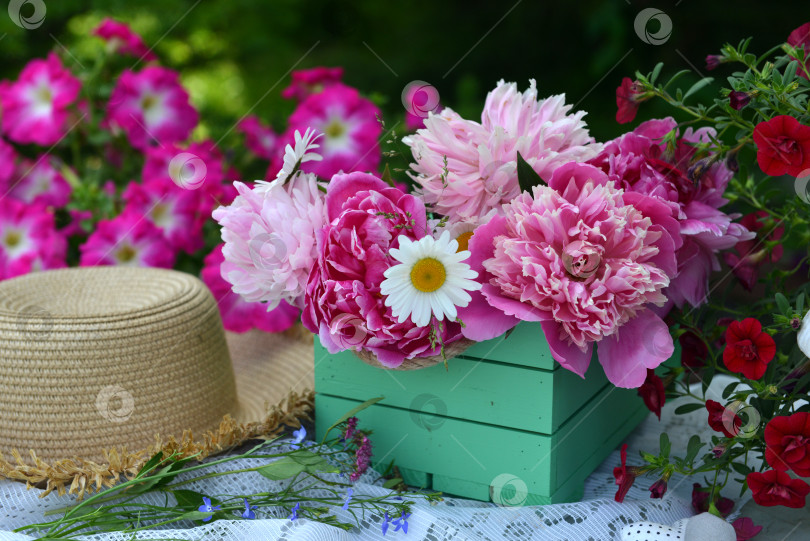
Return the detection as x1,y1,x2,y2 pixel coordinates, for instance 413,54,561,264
314,321,675,505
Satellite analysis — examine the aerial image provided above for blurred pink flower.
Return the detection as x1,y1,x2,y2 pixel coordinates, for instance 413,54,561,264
212,175,327,310
301,172,462,368
0,139,18,185
238,116,278,160
79,209,176,268
62,209,92,238
459,163,678,388
589,117,754,310
0,199,66,280
281,67,343,101
106,66,198,150
5,156,72,207
282,84,382,179
0,53,82,146
405,80,601,223
201,245,299,333
92,18,156,61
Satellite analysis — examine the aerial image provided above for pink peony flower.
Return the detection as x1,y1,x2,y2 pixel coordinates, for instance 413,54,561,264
201,245,299,333
0,53,82,146
0,138,18,185
0,198,66,280
106,67,198,150
301,172,462,367
5,156,72,207
213,174,327,309
589,118,754,310
281,67,343,101
459,163,679,388
92,18,156,61
282,84,382,179
238,116,278,160
405,80,602,223
79,209,176,268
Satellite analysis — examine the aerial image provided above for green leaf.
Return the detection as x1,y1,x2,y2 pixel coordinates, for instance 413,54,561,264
674,403,705,415
381,163,395,187
179,511,216,521
650,62,664,85
516,151,544,193
685,435,704,464
257,457,308,480
722,381,740,400
659,433,671,459
172,489,217,510
664,69,692,89
320,396,385,443
383,477,403,489
731,462,752,476
775,293,791,315
797,292,805,314
683,77,714,101
136,451,166,478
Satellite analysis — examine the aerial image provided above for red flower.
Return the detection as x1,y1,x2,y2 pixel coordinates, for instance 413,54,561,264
747,469,810,508
649,477,668,499
679,331,709,371
732,517,763,540
706,400,742,438
729,91,751,110
764,412,810,476
722,318,776,380
637,369,665,420
613,443,640,502
753,115,810,177
615,78,643,124
787,23,810,79
705,54,723,71
692,483,734,516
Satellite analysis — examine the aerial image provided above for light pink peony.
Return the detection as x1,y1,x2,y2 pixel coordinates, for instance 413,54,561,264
0,198,66,280
459,163,680,388
282,84,382,179
212,174,327,310
201,245,299,333
106,66,198,150
238,116,278,160
589,117,754,310
0,53,82,146
301,172,462,367
79,209,176,268
92,18,156,61
405,80,602,223
5,156,72,207
281,67,343,101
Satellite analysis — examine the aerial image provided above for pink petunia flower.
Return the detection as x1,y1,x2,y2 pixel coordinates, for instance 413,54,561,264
0,53,82,146
238,116,279,160
281,67,343,101
106,67,198,150
0,138,18,186
281,84,382,179
92,18,156,61
201,245,299,333
79,209,176,268
459,163,679,388
5,156,72,207
0,198,66,280
213,174,327,310
405,80,602,223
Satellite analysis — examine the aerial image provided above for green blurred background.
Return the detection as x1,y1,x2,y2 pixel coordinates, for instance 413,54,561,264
1,0,807,146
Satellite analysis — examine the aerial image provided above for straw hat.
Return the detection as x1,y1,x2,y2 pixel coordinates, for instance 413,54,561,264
0,266,314,498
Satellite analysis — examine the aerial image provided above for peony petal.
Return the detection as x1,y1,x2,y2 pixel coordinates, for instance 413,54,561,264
541,320,592,377
597,311,674,388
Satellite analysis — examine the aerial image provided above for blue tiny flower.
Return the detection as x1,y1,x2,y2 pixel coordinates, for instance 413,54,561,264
381,511,391,536
291,426,307,449
392,511,411,533
341,487,353,510
289,502,300,521
241,498,256,519
197,496,221,522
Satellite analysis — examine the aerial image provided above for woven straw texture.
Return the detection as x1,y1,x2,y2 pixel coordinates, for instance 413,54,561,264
354,338,474,370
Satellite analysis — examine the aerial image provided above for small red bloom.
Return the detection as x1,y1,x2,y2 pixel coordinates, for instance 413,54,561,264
679,331,709,371
637,369,665,420
729,91,751,110
649,477,668,499
732,517,763,540
722,318,776,380
705,54,723,71
613,443,639,503
787,22,810,79
747,469,810,508
753,115,810,177
692,483,734,516
706,400,742,438
615,77,643,124
764,412,810,476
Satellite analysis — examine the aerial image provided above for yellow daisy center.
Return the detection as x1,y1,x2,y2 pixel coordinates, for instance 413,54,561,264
324,119,345,138
456,231,474,253
116,245,137,263
410,257,446,293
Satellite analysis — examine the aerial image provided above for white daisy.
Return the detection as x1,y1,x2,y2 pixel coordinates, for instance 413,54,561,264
255,128,323,193
799,310,810,359
381,231,482,327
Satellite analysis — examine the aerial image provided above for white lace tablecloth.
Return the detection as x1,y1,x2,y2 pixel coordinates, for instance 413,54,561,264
0,377,755,541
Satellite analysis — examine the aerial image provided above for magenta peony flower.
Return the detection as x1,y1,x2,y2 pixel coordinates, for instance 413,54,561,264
92,18,156,61
281,66,343,101
5,156,72,207
213,174,327,310
79,209,176,268
282,84,382,179
589,118,754,310
459,163,679,388
0,198,66,280
301,172,462,367
405,80,601,223
0,138,18,186
201,245,299,333
106,67,198,150
0,53,82,146
238,116,278,160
